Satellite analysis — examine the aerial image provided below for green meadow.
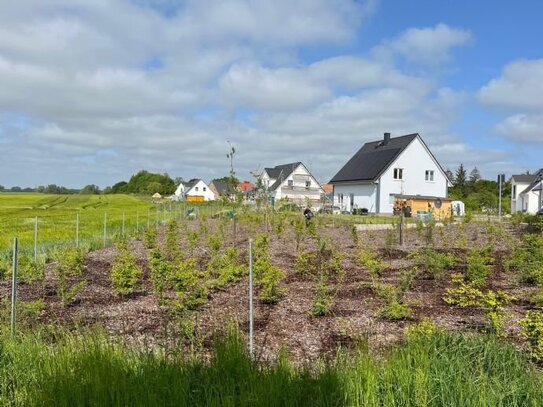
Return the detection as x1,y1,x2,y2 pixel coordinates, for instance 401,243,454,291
0,193,154,258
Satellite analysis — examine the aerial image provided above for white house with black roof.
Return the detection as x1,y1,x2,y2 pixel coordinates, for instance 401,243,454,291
511,169,543,214
173,179,215,202
260,162,324,208
330,133,451,214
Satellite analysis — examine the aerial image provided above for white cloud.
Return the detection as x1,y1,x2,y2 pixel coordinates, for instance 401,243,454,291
377,23,472,66
478,59,543,111
478,59,543,144
496,114,543,143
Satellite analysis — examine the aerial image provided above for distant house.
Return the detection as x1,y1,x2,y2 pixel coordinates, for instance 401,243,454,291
260,162,324,208
330,133,451,214
511,169,543,214
209,179,229,199
174,179,215,202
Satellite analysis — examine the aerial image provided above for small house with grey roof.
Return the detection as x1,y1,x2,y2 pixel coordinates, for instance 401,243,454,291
511,169,543,214
260,162,324,208
330,132,451,214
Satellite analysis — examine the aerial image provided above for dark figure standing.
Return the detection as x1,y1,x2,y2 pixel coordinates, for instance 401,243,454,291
303,207,313,226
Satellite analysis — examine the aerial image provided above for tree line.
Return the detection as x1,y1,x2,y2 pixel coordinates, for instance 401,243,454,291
446,164,511,213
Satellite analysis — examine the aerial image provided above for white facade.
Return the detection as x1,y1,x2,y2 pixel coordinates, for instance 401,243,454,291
261,163,324,208
333,135,450,214
333,183,377,213
511,181,542,214
174,180,216,201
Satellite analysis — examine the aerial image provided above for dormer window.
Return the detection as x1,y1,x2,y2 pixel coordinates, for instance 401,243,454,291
393,168,403,180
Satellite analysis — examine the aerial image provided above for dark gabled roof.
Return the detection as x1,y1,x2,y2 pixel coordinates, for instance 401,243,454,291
511,174,537,183
265,162,302,191
183,179,200,190
330,134,418,183
519,169,543,195
209,179,228,195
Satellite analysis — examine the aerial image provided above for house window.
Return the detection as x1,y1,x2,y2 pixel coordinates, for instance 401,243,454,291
425,170,434,182
393,168,403,180
512,185,517,196
305,180,311,188
339,193,344,204
203,187,207,192
288,180,293,186
195,187,199,192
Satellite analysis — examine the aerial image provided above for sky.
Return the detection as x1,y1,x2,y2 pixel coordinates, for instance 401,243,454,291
0,0,542,189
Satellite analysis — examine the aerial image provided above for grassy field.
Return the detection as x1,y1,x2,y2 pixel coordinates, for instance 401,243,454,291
0,327,541,406
0,193,156,258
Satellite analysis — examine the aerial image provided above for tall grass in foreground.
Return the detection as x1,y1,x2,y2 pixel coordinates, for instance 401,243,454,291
0,329,542,406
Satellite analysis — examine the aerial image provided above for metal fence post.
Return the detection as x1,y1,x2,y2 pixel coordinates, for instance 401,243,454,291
136,212,139,233
11,238,18,336
76,213,80,248
147,208,150,230
33,216,38,262
249,238,254,358
122,212,126,235
103,212,107,247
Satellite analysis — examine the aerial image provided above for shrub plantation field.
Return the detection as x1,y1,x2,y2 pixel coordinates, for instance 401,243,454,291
1,194,543,405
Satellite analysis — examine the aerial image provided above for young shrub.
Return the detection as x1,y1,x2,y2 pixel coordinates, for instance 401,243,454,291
187,230,199,254
443,273,483,308
378,302,411,320
55,248,87,307
295,250,317,276
358,249,383,279
0,257,9,280
111,241,142,297
350,224,359,247
384,228,397,254
171,257,207,310
207,247,245,289
323,249,345,279
465,249,493,287
310,273,333,316
144,228,157,250
254,258,285,304
19,258,46,284
520,310,543,361
444,273,513,335
505,234,543,286
149,249,173,302
164,220,181,260
207,234,223,256
409,249,456,279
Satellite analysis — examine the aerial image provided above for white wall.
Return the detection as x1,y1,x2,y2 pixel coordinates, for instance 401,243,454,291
511,181,531,213
333,183,377,212
378,137,448,214
186,180,216,201
520,190,541,214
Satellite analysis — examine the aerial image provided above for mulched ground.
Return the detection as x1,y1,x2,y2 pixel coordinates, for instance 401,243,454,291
0,217,538,364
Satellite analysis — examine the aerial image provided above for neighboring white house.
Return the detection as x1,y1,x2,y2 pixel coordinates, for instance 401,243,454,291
173,179,215,202
260,162,325,208
330,133,451,214
511,169,543,214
